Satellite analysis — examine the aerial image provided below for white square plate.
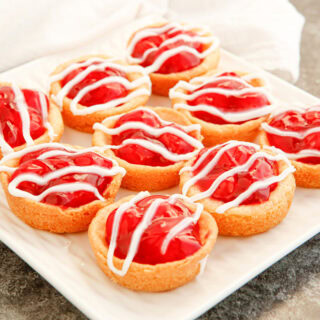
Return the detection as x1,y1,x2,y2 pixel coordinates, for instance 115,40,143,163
0,19,319,320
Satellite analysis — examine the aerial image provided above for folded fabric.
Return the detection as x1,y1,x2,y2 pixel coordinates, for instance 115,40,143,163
0,0,304,82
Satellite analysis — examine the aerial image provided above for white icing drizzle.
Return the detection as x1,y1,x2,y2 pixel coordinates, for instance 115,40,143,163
174,103,274,123
2,144,125,201
262,106,320,159
261,122,320,139
0,125,13,154
181,141,295,213
215,166,294,213
94,121,202,148
104,138,200,163
39,91,55,140
50,57,151,115
127,22,220,74
107,192,203,276
0,165,15,173
0,143,111,165
270,104,320,117
0,84,54,155
93,107,203,163
160,194,203,255
11,83,34,147
10,182,105,202
253,143,320,163
279,149,320,160
198,255,209,277
96,106,191,127
170,73,275,123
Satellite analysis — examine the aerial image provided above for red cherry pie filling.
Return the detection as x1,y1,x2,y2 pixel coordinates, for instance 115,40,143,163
129,25,204,74
106,194,201,265
127,22,220,96
88,192,218,291
180,140,296,236
170,71,273,146
92,107,203,191
0,84,62,156
110,108,200,167
184,72,271,124
50,55,151,133
10,147,122,208
262,107,320,164
190,143,278,205
60,61,129,107
0,143,124,233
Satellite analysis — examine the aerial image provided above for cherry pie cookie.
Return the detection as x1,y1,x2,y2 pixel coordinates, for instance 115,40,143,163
180,140,296,236
0,143,125,233
170,71,275,146
260,105,320,188
50,55,151,133
92,106,203,191
0,82,63,158
127,21,220,96
89,192,218,291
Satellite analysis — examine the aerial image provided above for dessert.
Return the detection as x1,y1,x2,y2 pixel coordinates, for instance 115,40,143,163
50,55,151,132
126,21,220,96
170,71,275,146
260,105,320,188
180,140,296,236
88,192,218,291
0,82,63,157
0,143,125,233
92,106,203,191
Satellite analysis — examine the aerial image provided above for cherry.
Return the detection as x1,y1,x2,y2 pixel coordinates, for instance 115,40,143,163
266,109,320,164
131,27,204,74
105,195,202,265
111,109,196,166
0,87,47,148
187,72,270,124
11,149,114,208
193,145,278,205
60,62,128,107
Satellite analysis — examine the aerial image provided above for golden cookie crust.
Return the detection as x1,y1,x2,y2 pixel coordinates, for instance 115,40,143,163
259,130,320,188
179,148,296,236
170,71,269,147
50,54,150,133
0,82,63,159
92,106,203,191
0,144,123,233
127,22,220,96
88,194,218,292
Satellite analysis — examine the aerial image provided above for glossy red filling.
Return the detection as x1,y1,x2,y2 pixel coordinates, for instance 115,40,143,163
106,195,202,265
11,147,114,208
60,61,129,107
193,144,278,204
0,86,47,148
131,26,204,74
111,109,196,166
266,108,320,164
187,72,270,124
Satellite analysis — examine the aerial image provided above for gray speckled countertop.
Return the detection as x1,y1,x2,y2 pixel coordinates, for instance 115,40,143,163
1,1,319,319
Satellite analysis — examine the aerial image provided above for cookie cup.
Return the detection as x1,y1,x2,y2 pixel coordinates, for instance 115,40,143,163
127,22,220,96
0,144,123,233
179,149,296,236
92,106,203,191
171,72,270,147
88,195,218,292
0,82,63,158
259,130,320,188
50,54,150,133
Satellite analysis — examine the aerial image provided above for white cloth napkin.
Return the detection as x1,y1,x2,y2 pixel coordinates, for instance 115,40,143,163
0,0,304,82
